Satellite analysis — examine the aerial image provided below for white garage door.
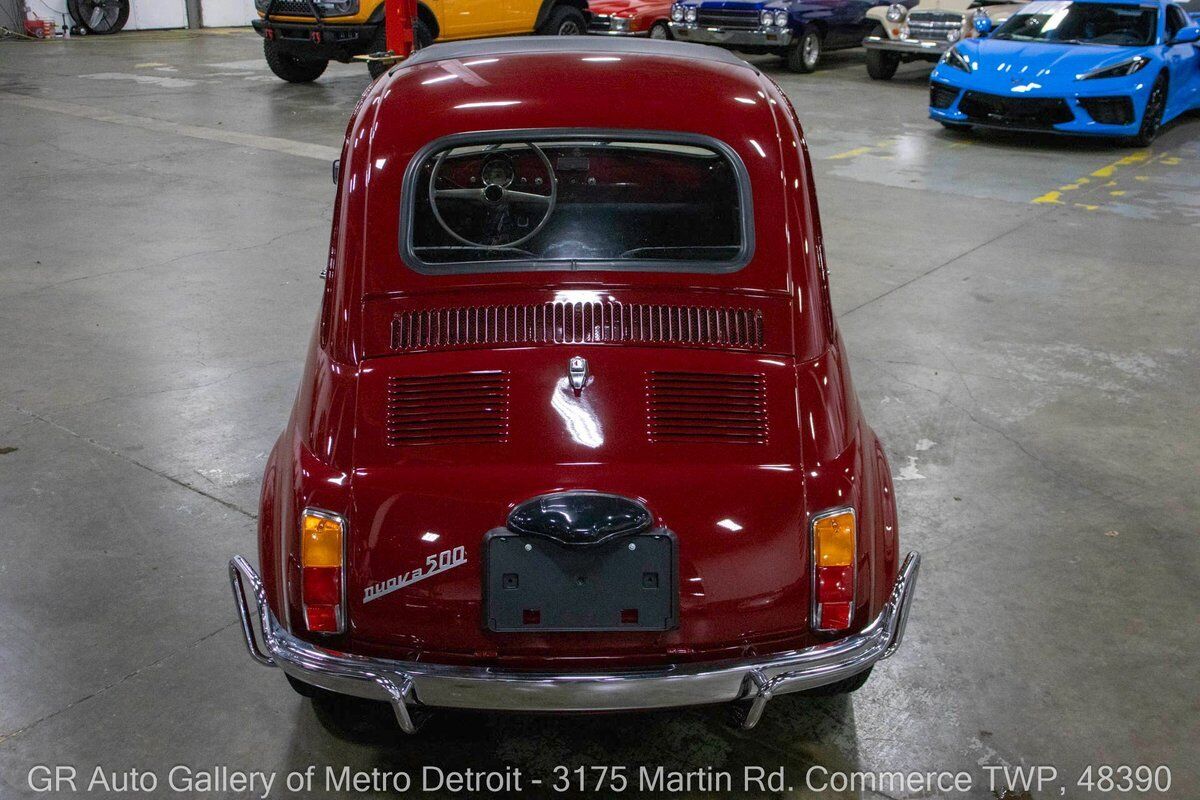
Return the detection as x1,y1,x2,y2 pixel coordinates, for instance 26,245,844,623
200,0,257,27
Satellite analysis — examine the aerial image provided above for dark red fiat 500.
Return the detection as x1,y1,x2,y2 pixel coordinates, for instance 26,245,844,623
229,37,920,732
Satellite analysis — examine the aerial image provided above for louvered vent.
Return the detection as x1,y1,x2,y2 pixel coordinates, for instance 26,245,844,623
392,302,763,352
646,372,768,444
386,372,509,446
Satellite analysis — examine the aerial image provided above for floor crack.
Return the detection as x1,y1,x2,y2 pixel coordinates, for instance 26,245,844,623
8,404,256,520
0,621,238,745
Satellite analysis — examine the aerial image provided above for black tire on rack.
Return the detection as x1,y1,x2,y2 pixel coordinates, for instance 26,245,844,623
801,666,874,696
68,0,130,35
367,18,433,79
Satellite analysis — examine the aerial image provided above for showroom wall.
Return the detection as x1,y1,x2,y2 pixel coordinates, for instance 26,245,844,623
197,0,255,27
28,0,188,29
21,0,256,29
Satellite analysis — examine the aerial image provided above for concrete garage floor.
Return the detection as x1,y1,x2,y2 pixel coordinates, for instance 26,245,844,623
1,28,1197,800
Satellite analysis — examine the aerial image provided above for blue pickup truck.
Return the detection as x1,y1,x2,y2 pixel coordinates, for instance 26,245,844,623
670,0,906,71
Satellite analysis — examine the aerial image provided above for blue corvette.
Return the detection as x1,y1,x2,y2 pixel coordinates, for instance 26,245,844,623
929,0,1200,144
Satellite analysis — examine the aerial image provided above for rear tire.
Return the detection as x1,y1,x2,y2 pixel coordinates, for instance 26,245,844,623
649,20,672,39
367,26,389,79
802,666,873,696
539,5,586,35
369,19,432,78
866,49,901,80
1128,72,1167,148
264,40,329,84
286,674,319,698
785,26,822,73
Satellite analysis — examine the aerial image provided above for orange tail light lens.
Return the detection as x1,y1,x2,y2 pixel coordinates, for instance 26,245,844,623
301,509,345,634
812,508,855,632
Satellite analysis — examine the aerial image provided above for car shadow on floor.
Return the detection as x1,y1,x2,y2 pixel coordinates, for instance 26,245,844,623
287,692,866,798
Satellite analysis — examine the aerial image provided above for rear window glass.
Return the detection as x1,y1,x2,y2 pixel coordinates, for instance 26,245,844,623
401,134,752,273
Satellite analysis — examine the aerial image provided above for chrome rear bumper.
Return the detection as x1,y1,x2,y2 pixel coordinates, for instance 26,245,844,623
229,551,919,732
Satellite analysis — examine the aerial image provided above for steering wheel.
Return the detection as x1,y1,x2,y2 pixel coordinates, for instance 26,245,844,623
428,143,557,250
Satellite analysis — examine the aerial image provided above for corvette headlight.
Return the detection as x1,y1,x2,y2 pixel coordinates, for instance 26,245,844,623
761,9,775,26
886,3,906,22
685,6,697,22
774,9,789,26
1077,55,1150,80
671,5,684,21
943,46,971,73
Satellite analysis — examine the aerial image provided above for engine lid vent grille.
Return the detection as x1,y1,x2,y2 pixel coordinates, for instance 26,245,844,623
646,372,768,444
392,302,764,353
386,372,509,446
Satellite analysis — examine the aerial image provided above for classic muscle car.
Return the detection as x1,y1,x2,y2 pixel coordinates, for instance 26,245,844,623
229,37,920,732
862,0,1028,78
589,0,674,37
670,0,907,71
929,0,1200,144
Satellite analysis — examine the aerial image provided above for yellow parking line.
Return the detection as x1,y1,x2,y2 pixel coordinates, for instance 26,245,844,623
827,146,874,160
1032,150,1151,205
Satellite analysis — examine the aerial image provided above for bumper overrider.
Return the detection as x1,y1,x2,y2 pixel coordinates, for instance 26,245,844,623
229,551,920,732
670,22,793,49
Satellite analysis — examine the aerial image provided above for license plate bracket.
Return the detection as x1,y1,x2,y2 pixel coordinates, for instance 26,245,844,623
483,530,677,632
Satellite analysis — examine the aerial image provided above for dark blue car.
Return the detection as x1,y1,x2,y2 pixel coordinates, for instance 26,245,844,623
670,0,905,71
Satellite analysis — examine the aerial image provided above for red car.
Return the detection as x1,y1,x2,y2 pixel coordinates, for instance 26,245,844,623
229,37,920,733
588,0,674,38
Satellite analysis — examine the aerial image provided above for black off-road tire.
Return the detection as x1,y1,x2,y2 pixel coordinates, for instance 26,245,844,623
539,5,587,35
802,666,873,696
264,40,329,83
367,19,434,79
866,49,901,80
1128,72,1167,148
785,26,823,73
414,18,434,48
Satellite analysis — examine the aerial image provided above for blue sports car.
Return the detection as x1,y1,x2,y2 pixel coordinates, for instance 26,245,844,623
928,0,1200,144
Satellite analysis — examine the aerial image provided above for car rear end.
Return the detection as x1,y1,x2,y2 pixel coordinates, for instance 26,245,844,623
229,41,918,729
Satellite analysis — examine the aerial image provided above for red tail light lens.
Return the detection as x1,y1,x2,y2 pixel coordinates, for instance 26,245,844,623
812,508,855,632
300,509,345,634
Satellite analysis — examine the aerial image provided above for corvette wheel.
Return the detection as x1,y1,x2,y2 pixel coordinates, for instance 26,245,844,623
650,21,671,39
1130,73,1167,148
786,27,822,73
